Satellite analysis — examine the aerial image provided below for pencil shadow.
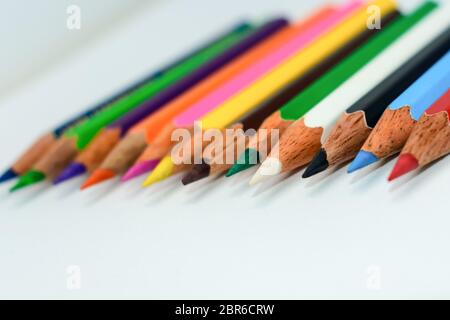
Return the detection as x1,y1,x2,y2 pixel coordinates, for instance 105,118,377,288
388,157,444,194
80,178,121,207
348,155,397,191
0,179,16,192
251,167,302,200
227,166,258,186
53,175,86,199
181,174,224,204
0,186,11,202
120,181,145,199
387,171,420,193
144,174,183,205
303,162,348,191
8,182,50,208
227,166,258,197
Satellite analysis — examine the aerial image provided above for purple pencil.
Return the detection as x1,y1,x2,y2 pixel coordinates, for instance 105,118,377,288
56,17,288,187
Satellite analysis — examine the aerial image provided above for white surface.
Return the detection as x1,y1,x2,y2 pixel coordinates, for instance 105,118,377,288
1,0,450,299
0,0,152,97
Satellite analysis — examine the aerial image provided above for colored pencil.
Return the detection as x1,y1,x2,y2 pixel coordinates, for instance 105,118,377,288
349,50,450,173
250,3,436,185
125,1,362,181
52,18,288,187
182,128,250,185
144,124,243,186
115,6,337,184
10,25,254,192
303,7,450,179
184,8,402,185
142,0,399,187
73,7,338,187
77,19,287,190
232,2,430,179
389,89,450,181
0,22,251,184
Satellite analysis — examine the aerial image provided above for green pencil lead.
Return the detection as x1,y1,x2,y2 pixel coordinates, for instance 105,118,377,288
10,170,46,192
226,148,260,177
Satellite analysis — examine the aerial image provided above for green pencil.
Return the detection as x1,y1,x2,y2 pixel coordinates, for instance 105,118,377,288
11,23,254,191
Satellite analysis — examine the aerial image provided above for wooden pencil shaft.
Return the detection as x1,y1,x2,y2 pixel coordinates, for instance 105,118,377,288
346,27,450,127
240,10,397,131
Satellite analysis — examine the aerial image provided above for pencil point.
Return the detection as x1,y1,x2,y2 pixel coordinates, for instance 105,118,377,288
0,168,17,183
388,153,418,182
10,170,45,192
348,151,379,173
142,157,174,187
53,162,86,185
121,160,160,182
225,148,260,177
81,169,115,190
182,163,210,185
303,149,329,178
249,157,282,186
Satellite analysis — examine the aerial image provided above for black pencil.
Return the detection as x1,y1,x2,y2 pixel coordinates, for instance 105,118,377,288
303,23,450,178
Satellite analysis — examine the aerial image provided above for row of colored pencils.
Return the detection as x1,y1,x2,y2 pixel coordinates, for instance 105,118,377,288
2,0,450,193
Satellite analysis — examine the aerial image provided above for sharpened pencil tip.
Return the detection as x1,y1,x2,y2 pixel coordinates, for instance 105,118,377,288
0,168,17,183
81,169,115,190
388,153,419,181
249,157,282,186
142,157,174,187
53,162,86,185
10,170,45,192
182,163,210,185
121,160,160,182
348,151,379,173
226,148,260,177
303,148,329,178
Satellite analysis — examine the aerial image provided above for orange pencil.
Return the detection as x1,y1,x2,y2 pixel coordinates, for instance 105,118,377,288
59,8,335,188
120,6,337,182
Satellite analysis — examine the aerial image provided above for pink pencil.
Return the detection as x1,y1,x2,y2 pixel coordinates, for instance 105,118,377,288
173,0,363,127
123,0,363,181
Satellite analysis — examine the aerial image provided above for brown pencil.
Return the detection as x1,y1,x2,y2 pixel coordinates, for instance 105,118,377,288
140,125,242,188
182,124,249,185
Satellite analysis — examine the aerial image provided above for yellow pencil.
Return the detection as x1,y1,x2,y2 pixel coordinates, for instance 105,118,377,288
202,0,396,129
142,0,397,187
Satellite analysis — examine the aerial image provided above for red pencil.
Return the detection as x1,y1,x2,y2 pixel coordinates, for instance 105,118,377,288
389,89,450,181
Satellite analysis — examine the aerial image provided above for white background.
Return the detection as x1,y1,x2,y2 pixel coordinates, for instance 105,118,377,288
0,0,449,299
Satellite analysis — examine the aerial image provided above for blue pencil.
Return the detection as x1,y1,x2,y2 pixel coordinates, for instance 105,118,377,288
349,50,450,173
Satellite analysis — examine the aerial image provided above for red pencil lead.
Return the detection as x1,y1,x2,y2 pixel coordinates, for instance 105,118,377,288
388,153,419,182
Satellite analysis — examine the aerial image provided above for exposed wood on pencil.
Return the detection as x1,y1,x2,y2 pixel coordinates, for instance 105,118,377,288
135,123,178,166
321,111,372,166
361,106,415,158
248,111,292,152
274,119,323,172
12,133,56,175
101,133,148,173
33,137,78,179
403,111,450,166
75,128,122,173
